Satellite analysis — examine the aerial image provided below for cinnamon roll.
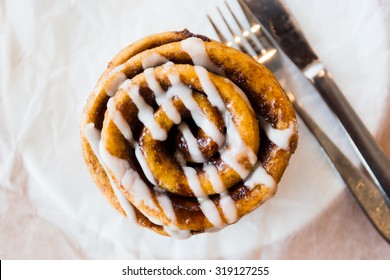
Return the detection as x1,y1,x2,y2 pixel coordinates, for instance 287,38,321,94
81,30,298,238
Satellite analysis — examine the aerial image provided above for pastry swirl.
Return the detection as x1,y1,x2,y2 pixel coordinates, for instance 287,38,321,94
81,30,298,238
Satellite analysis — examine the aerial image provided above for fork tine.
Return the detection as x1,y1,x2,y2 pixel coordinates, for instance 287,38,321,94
237,0,274,52
237,0,260,29
225,1,247,35
216,6,254,55
217,7,236,39
217,7,247,52
207,15,230,46
224,1,262,54
209,0,279,67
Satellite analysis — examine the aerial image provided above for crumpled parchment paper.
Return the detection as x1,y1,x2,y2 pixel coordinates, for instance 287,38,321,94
0,0,389,259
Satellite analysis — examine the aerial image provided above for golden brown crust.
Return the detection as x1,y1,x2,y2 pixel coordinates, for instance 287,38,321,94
80,30,298,237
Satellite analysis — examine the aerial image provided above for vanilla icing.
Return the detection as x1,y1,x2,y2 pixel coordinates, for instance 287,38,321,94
122,81,167,141
135,144,157,185
183,166,223,227
203,164,225,193
83,123,137,221
181,37,224,76
107,97,135,147
259,117,296,150
142,53,169,69
167,73,226,148
219,191,238,224
244,162,277,191
178,122,206,163
161,98,181,124
105,70,127,97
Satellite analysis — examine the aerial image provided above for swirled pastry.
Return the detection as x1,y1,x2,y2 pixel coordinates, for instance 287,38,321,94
81,30,298,238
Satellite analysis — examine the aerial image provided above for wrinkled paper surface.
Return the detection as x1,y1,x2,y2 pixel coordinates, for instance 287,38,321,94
0,0,389,259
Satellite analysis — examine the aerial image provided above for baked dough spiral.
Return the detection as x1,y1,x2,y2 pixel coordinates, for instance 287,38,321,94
81,30,298,238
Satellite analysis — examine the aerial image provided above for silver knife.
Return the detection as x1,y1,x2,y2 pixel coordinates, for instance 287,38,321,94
244,0,390,202
290,93,390,243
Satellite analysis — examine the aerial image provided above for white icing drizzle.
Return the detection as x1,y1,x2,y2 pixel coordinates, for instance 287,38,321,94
144,68,166,104
142,53,169,69
154,189,191,239
168,73,225,147
244,162,276,191
143,66,182,124
110,178,138,221
163,226,191,240
91,83,103,99
98,139,160,214
135,144,157,185
183,167,223,227
105,71,127,97
259,117,295,150
107,98,135,147
182,166,205,197
196,64,257,180
99,140,129,181
83,124,102,158
198,197,224,227
219,191,238,224
203,164,225,193
178,123,206,163
119,156,161,214
163,61,174,71
155,190,175,222
161,98,181,124
220,113,257,179
181,37,224,76
144,214,163,226
194,66,225,112
90,64,124,98
122,81,167,141
83,123,137,221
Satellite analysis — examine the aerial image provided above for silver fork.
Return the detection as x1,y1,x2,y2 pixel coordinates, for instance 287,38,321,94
208,0,390,242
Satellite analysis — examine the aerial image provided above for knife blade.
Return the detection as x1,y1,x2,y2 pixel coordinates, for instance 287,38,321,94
290,94,390,244
244,0,390,202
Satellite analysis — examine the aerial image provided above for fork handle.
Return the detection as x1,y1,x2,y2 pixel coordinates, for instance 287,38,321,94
311,69,390,199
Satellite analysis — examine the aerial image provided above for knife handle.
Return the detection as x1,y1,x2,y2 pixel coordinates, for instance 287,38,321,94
310,68,390,199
